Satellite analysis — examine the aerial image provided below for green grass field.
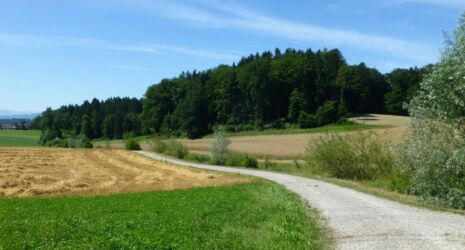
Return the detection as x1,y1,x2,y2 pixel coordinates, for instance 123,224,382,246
0,181,329,249
0,130,41,147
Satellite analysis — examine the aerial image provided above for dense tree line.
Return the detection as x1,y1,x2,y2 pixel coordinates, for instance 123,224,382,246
35,47,426,141
142,48,426,138
34,97,142,142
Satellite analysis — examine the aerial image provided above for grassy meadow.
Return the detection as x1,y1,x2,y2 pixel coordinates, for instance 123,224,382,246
203,123,384,138
0,130,40,147
0,181,329,249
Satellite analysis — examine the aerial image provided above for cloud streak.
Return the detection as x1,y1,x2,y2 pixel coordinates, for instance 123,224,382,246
112,0,437,64
0,33,240,61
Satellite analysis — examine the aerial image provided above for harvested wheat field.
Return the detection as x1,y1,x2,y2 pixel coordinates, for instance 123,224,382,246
181,114,410,159
0,148,250,197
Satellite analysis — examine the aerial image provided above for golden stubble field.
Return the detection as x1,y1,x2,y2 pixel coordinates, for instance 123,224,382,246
180,114,410,159
0,148,250,197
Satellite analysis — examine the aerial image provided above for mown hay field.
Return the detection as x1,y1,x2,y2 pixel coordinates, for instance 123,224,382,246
0,148,250,197
180,114,410,159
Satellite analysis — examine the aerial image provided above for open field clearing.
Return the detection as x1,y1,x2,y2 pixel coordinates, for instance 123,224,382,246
180,114,410,159
0,181,327,249
0,148,249,197
0,130,40,147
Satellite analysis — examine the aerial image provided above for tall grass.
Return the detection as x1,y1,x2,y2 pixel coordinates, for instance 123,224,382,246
152,138,189,159
307,132,395,180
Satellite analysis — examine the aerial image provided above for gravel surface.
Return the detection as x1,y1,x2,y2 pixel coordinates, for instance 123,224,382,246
137,151,465,250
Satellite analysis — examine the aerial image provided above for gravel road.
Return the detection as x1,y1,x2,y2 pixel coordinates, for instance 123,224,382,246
137,151,465,250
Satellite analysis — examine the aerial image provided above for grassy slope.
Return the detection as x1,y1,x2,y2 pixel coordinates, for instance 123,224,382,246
0,181,330,249
0,130,40,147
203,123,385,138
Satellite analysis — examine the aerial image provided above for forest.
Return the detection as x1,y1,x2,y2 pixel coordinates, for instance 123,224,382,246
32,48,430,141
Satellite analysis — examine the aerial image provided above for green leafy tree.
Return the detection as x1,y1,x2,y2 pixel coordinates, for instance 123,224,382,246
80,114,92,138
211,126,230,165
399,14,465,209
288,89,306,122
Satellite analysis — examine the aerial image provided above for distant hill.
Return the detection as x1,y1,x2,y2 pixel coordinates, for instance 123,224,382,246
0,109,40,120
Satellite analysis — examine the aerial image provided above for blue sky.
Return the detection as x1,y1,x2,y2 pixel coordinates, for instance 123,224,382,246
0,0,462,112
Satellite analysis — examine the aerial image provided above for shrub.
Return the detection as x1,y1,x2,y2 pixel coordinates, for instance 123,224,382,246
224,154,258,168
166,139,189,159
125,139,141,150
187,153,211,163
263,157,276,169
271,118,286,129
39,129,60,145
77,134,93,148
298,112,317,128
154,141,168,153
307,132,394,180
152,139,188,159
397,121,465,208
315,101,338,126
44,134,93,149
224,154,244,167
242,155,258,168
211,126,230,165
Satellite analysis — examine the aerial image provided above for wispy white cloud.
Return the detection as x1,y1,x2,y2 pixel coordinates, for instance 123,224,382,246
0,33,239,61
109,0,437,64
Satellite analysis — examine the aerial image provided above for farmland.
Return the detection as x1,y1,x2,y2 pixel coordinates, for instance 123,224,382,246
0,148,249,197
0,130,40,147
0,181,327,249
0,147,328,249
181,114,409,159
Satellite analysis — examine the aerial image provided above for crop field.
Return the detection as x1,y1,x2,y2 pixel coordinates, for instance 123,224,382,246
0,130,40,147
181,114,410,159
0,181,327,249
0,148,250,197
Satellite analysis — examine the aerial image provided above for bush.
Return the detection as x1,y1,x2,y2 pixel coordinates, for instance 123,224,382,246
263,157,276,169
298,112,317,128
152,139,188,159
307,132,394,180
154,140,168,153
397,121,465,208
166,139,189,159
224,154,258,168
315,101,339,126
77,134,93,148
271,118,286,129
125,139,141,150
211,126,230,165
242,155,258,168
187,153,211,163
224,154,244,167
43,134,93,149
39,129,60,145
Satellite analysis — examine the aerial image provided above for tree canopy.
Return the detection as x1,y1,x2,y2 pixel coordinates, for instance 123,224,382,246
34,47,426,141
398,14,465,209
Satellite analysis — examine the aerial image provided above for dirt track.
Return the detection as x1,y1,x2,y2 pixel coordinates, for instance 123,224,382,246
0,148,249,197
139,151,465,250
